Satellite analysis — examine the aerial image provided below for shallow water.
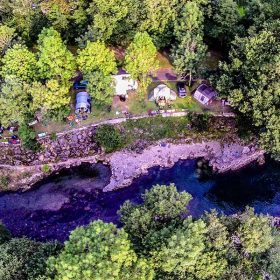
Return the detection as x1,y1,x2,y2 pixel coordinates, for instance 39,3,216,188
0,159,279,242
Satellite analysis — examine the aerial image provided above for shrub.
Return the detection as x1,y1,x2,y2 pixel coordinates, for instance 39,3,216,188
50,132,57,141
189,113,210,132
95,124,124,152
0,175,10,190
41,164,50,173
18,124,40,151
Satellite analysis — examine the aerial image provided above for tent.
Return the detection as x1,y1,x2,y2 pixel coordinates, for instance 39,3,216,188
148,84,177,102
75,92,91,114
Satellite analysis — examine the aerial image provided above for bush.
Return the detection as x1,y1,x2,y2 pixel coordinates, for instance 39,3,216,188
0,175,10,190
50,132,57,141
0,224,11,245
95,124,124,152
189,113,210,132
18,124,40,151
41,164,50,173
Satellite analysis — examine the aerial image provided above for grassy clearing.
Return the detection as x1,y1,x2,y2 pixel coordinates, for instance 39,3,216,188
156,52,173,69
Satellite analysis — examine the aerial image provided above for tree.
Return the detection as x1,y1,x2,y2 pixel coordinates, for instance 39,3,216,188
77,41,117,76
0,76,31,126
1,44,37,82
171,1,207,85
86,0,129,42
215,23,280,156
152,218,227,279
48,220,154,280
205,0,243,45
0,25,15,55
119,184,192,252
86,71,115,106
30,79,71,113
237,207,273,254
0,238,61,280
40,0,72,32
37,27,76,81
124,32,159,97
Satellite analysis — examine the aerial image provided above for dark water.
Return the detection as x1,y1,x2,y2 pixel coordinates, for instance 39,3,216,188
0,159,280,242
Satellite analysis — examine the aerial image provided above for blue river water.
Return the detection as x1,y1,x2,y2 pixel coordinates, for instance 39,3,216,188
0,159,279,241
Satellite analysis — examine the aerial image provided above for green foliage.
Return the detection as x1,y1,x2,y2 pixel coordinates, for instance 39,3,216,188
237,207,273,254
86,71,114,106
48,220,154,280
0,75,31,126
77,41,117,76
205,0,243,44
0,24,15,55
1,43,37,82
125,32,159,96
95,124,124,152
42,164,50,173
87,0,129,42
0,223,11,244
30,80,71,113
0,175,11,190
215,23,280,156
171,1,207,84
189,113,210,132
18,124,40,151
119,184,192,252
0,238,61,280
37,27,76,81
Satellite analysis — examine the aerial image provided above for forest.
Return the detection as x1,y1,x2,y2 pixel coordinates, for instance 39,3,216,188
0,0,279,155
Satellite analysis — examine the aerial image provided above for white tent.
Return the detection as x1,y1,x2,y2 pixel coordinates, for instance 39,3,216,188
148,84,177,101
112,74,138,97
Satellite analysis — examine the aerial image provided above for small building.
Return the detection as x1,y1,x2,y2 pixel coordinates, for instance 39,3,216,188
75,92,91,114
113,74,138,97
193,84,217,105
148,84,177,102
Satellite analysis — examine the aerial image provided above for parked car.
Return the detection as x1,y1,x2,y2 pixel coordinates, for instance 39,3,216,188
177,82,187,98
73,80,88,90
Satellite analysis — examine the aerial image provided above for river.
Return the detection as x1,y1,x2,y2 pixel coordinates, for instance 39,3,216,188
0,159,279,242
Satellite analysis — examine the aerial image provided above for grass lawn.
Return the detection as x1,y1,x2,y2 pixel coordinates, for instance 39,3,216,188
156,52,173,69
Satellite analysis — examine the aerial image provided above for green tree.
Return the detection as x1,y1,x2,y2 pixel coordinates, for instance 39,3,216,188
48,220,154,280
40,0,72,32
0,238,61,280
153,218,227,279
30,79,71,113
86,71,114,106
1,44,37,82
119,184,192,252
0,76,31,126
205,0,242,45
37,27,76,81
171,1,206,85
215,24,280,156
237,207,273,254
86,0,129,42
124,32,159,97
0,25,15,55
77,41,117,76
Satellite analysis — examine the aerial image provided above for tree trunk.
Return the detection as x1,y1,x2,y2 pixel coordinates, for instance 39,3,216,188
189,70,192,87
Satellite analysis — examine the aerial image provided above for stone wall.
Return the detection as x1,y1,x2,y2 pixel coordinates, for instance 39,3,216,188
0,126,99,166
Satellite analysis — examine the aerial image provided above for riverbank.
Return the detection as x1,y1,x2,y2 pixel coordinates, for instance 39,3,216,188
103,139,265,191
0,138,264,192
